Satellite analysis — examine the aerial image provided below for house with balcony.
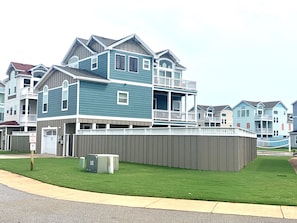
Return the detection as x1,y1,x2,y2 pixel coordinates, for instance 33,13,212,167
35,34,197,156
0,62,48,149
233,100,289,139
289,101,297,148
192,105,233,127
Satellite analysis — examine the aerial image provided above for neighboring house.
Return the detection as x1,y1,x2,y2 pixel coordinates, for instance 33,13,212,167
35,34,197,156
193,105,233,127
233,100,289,138
0,81,5,122
0,62,48,149
289,101,297,148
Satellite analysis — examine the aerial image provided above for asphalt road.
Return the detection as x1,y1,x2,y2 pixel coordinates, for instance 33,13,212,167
0,184,296,223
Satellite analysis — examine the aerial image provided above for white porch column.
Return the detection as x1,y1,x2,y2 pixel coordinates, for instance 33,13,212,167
185,94,188,122
92,123,96,129
24,98,29,132
194,94,197,123
168,91,171,121
106,124,110,129
75,122,80,134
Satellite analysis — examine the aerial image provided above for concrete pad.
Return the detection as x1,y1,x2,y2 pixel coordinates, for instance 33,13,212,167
281,206,297,219
146,198,217,213
213,202,283,218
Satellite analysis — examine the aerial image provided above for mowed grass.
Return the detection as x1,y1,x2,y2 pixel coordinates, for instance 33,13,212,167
0,155,296,206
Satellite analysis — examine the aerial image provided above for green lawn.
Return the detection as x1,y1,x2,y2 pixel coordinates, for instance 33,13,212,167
0,155,296,206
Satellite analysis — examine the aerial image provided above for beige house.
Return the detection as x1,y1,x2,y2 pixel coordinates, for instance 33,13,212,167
194,105,233,127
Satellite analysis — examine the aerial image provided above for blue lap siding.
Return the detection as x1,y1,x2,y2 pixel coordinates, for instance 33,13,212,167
38,84,77,118
79,81,152,119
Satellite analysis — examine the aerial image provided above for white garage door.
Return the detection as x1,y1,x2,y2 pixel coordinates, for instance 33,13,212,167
42,129,57,155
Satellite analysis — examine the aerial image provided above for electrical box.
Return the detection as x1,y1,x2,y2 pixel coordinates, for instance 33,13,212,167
86,154,119,173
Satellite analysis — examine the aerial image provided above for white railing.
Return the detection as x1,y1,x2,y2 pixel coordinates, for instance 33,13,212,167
20,87,37,98
12,131,36,136
254,114,272,120
154,76,196,91
204,117,221,123
255,128,273,134
153,110,196,122
19,114,37,123
77,127,257,138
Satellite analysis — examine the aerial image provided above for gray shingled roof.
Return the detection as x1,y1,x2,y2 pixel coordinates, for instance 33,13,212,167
242,100,281,108
92,35,118,47
55,66,108,81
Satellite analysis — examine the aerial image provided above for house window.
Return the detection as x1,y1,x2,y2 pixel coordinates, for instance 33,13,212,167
24,79,31,87
43,85,48,113
115,54,125,71
91,56,98,70
62,80,68,111
129,57,138,73
143,59,150,70
68,56,79,68
117,91,129,105
246,123,250,129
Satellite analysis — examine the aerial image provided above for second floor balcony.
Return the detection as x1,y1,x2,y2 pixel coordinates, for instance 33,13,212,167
20,87,37,99
153,109,196,123
153,76,196,91
19,114,37,125
255,114,272,121
255,127,273,134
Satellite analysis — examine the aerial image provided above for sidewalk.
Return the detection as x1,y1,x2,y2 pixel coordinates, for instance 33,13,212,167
0,169,296,220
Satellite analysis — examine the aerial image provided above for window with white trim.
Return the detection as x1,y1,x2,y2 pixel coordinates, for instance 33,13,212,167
62,80,68,111
91,56,98,70
43,85,48,113
117,91,129,105
143,59,150,70
115,54,125,71
129,56,138,73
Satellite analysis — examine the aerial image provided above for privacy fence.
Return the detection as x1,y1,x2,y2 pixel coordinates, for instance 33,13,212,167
75,127,257,171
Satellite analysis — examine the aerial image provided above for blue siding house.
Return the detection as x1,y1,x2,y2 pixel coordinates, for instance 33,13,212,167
35,34,197,156
289,101,297,148
233,100,289,139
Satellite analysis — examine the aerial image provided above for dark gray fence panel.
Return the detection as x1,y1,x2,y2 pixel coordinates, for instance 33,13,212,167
11,136,30,152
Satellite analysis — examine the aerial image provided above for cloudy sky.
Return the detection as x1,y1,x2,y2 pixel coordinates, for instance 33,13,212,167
1,0,296,111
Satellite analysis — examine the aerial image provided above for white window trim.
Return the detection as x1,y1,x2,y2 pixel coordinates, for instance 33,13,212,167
143,59,150,70
115,53,126,71
61,80,69,111
42,85,48,113
117,91,129,105
91,56,98,70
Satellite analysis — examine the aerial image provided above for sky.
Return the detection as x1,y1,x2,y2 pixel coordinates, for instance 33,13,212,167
0,0,296,112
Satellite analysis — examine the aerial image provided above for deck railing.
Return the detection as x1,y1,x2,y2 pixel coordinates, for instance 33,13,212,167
153,110,196,122
77,127,256,138
153,76,196,91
